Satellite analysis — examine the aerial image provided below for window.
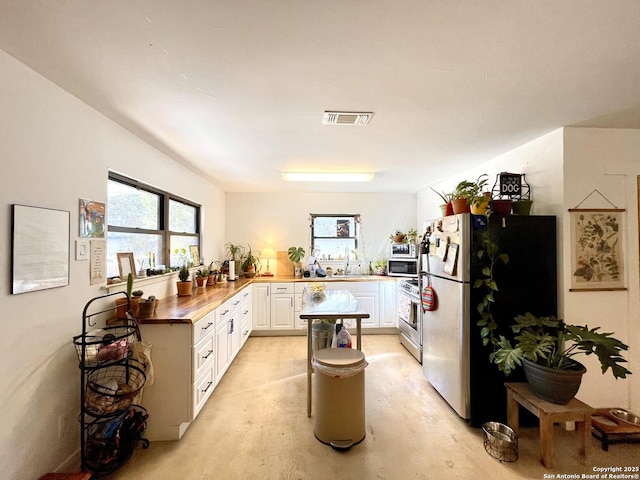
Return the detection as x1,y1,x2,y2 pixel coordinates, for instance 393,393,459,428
310,214,360,263
107,172,201,278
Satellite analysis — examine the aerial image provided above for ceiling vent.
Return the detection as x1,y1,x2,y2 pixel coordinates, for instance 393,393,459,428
323,111,374,125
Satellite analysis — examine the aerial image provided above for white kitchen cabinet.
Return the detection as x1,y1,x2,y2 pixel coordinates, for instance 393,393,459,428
253,282,295,330
270,283,295,330
140,309,216,441
379,280,398,327
239,287,253,345
252,283,270,330
216,295,241,380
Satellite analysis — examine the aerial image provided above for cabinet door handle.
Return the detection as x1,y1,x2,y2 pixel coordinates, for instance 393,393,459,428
202,321,213,331
202,381,213,393
243,329,249,337
203,349,214,360
228,319,234,334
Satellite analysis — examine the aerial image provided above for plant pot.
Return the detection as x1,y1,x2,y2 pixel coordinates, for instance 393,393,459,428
392,234,405,243
512,200,533,216
490,199,512,216
470,196,489,215
137,300,156,319
445,202,454,216
451,198,471,214
522,357,586,405
176,281,193,297
195,276,207,287
207,274,216,286
294,262,303,278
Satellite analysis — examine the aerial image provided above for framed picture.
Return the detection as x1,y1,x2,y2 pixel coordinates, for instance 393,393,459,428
79,199,105,238
12,204,70,294
336,220,350,237
569,209,626,291
190,245,200,266
117,252,135,280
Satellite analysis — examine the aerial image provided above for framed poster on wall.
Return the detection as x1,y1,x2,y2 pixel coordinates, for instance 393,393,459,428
12,204,70,294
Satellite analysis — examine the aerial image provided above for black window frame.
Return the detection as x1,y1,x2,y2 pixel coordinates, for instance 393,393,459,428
108,171,201,271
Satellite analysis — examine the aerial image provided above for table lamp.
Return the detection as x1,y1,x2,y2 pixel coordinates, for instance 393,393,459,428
262,247,275,276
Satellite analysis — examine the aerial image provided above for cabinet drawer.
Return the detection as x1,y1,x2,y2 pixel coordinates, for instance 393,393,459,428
193,311,216,344
217,299,237,327
271,282,294,294
192,367,215,419
193,335,215,379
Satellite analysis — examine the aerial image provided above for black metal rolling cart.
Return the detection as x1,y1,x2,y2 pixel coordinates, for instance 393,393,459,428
73,292,150,477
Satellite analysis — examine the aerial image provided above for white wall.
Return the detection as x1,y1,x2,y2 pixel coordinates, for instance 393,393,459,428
563,127,640,412
0,50,225,479
225,192,417,272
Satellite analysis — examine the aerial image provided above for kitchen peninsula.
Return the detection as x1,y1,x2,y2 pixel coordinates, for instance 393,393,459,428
134,275,398,441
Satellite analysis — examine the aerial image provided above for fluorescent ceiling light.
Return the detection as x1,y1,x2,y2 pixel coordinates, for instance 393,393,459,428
282,172,374,182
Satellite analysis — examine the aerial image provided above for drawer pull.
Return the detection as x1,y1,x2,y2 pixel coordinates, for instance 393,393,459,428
243,330,249,337
233,300,240,306
243,309,249,315
202,349,214,360
201,381,213,393
221,309,230,316
201,322,213,331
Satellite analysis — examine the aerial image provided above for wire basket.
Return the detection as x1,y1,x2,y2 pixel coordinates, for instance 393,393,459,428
84,405,149,475
482,422,518,462
85,361,146,416
74,325,137,367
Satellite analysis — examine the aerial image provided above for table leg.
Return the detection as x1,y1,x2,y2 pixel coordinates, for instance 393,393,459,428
307,319,313,417
578,416,590,463
356,319,361,350
506,388,519,436
539,411,554,468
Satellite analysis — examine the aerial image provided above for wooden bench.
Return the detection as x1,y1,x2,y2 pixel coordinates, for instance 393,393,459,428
505,382,594,468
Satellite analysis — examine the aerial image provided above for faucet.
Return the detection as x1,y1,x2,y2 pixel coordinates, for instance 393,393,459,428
345,249,350,275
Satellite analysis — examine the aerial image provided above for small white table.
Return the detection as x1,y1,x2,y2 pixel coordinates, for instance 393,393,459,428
299,289,369,417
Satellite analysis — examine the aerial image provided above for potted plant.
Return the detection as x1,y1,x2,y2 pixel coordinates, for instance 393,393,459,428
176,264,193,296
241,245,261,278
195,267,209,287
390,230,406,243
452,174,489,214
225,242,245,276
115,273,135,320
288,246,305,278
137,295,157,319
490,312,631,404
371,259,386,275
207,261,219,285
431,188,455,216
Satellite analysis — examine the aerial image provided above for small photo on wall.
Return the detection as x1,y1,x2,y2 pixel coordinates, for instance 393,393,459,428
79,199,105,238
336,220,350,237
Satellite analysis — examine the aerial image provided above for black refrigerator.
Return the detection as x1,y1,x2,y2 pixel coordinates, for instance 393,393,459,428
421,213,557,427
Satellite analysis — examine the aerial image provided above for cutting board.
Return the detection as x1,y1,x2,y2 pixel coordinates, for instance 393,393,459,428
276,251,294,277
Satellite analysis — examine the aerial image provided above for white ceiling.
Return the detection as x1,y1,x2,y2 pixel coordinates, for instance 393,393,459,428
1,1,640,193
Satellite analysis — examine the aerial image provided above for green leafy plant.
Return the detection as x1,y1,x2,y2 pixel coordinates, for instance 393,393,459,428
225,242,245,261
131,290,144,298
431,188,455,205
241,245,261,272
474,218,509,348
288,246,305,263
490,312,631,379
454,174,490,205
178,264,190,282
195,267,210,278
390,229,407,243
126,273,133,299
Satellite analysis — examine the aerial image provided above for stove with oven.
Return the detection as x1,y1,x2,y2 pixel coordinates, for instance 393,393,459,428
397,278,422,363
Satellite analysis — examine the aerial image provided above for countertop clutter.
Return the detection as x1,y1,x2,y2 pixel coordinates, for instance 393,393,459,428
141,275,395,325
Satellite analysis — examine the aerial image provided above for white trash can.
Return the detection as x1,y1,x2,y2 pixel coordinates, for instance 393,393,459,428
312,348,368,449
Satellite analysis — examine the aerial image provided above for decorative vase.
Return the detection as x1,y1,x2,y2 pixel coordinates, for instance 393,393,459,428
294,262,303,278
512,200,533,216
451,198,470,214
176,281,193,297
490,199,512,216
522,357,586,405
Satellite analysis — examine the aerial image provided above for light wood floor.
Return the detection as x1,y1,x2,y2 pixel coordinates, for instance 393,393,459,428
106,335,637,480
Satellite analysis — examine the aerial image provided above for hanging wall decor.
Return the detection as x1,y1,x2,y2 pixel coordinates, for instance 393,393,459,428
79,198,105,238
12,204,70,294
569,189,626,291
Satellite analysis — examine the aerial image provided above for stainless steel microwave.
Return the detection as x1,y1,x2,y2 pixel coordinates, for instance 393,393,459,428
391,243,417,258
387,258,419,277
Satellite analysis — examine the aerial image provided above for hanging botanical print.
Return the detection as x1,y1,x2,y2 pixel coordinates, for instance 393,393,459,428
570,209,625,291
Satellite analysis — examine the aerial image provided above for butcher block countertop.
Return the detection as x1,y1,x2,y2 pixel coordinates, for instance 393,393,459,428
138,274,395,326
